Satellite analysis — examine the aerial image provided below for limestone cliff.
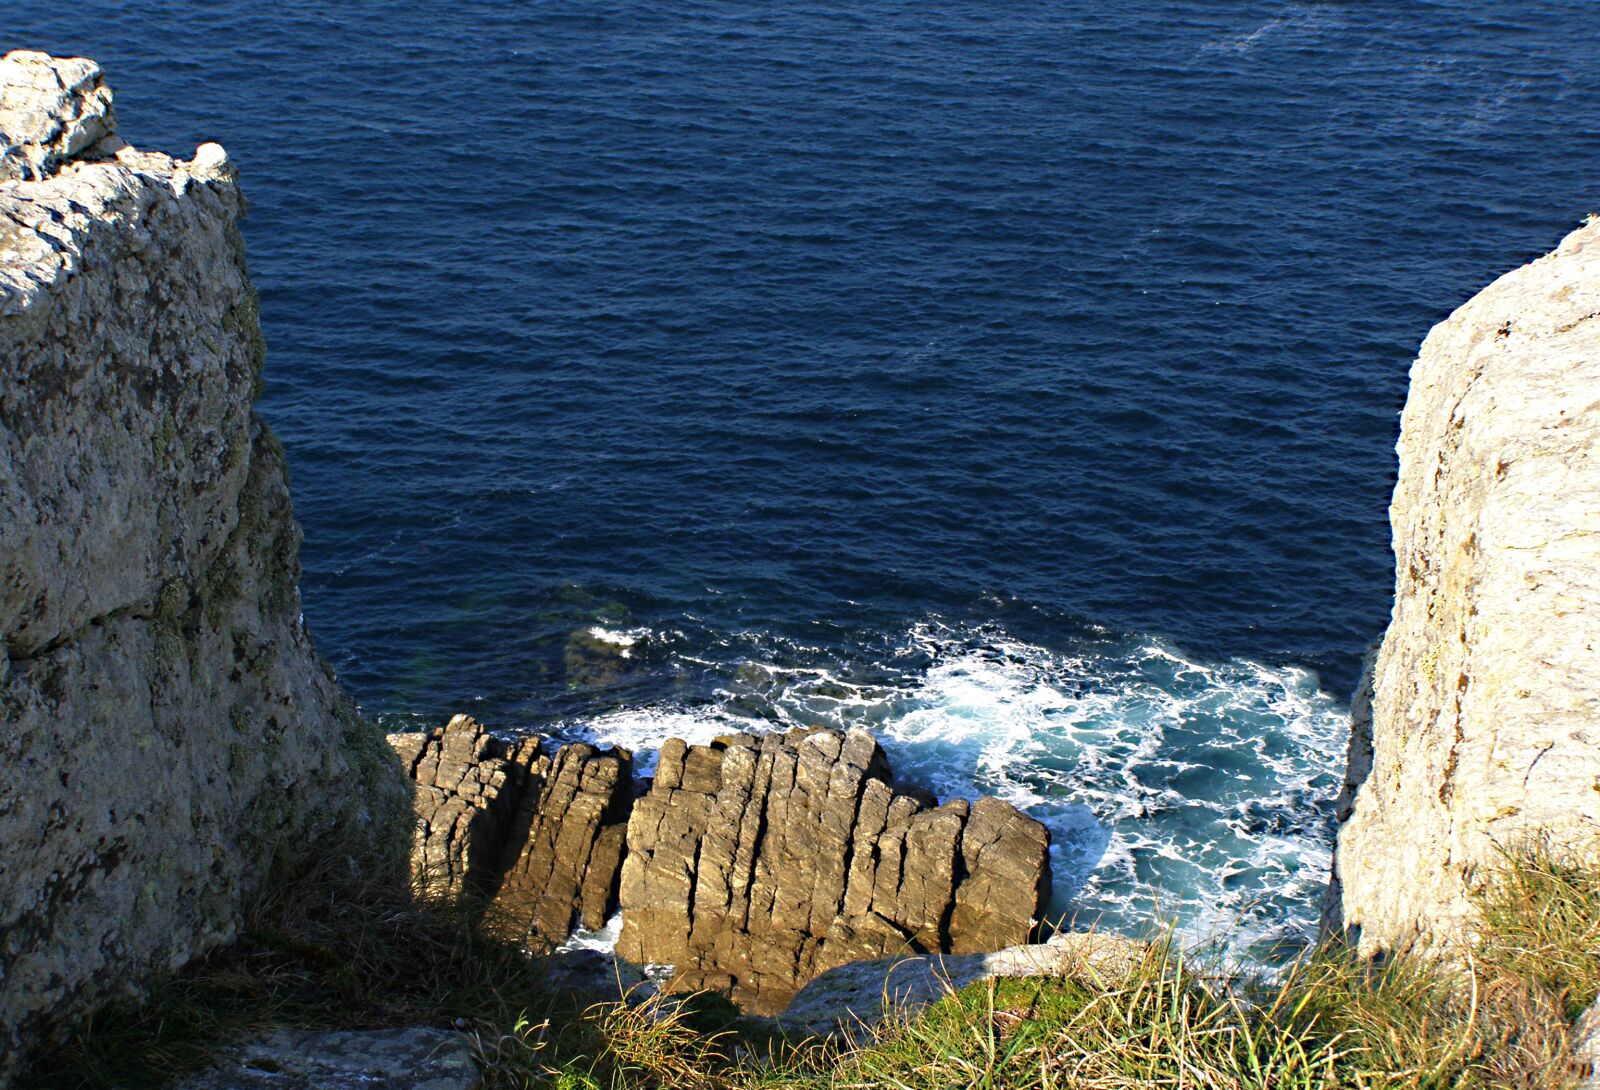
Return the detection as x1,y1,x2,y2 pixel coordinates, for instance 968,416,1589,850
1329,218,1600,954
0,51,407,1077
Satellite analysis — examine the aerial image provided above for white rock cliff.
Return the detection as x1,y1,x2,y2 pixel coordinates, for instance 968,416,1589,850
1330,218,1600,954
0,51,405,1079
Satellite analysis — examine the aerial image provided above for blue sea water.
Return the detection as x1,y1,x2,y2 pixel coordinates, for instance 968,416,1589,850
14,2,1600,952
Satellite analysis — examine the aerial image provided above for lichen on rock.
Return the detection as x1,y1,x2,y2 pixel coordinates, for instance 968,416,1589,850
0,51,408,1082
1328,218,1600,956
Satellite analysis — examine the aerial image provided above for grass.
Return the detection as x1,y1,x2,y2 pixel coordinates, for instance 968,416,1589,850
21,839,1600,1090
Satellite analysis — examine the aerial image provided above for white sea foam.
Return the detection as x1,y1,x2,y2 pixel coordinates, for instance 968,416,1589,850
556,910,623,955
556,620,1349,957
569,706,741,777
1198,8,1340,58
585,626,650,658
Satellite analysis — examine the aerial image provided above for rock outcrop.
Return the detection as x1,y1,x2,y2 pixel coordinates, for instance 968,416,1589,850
1329,218,1600,955
489,739,633,948
390,716,541,902
0,51,118,183
617,728,1051,1014
391,715,633,950
393,720,1053,1016
778,930,1147,1039
0,51,407,1080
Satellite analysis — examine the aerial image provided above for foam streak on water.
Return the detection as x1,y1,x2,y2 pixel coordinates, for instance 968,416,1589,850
565,621,1347,958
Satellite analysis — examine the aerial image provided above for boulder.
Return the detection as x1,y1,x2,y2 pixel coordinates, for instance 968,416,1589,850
777,931,1148,1039
177,1027,479,1090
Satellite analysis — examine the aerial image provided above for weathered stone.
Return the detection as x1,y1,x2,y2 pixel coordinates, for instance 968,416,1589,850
617,728,1051,1015
951,796,1054,954
490,740,633,949
0,51,118,183
390,716,632,951
0,54,408,1083
1329,218,1600,955
177,1027,479,1090
1572,998,1600,1090
778,931,1148,1039
389,715,538,902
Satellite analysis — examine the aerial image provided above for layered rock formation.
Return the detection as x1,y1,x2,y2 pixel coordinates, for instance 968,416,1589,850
616,728,1050,1014
393,722,1052,1015
491,738,632,946
391,715,633,950
0,51,406,1079
1329,218,1600,954
390,716,541,902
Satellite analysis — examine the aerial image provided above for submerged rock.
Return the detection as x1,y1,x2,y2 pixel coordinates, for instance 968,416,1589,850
617,728,1051,1015
562,624,654,692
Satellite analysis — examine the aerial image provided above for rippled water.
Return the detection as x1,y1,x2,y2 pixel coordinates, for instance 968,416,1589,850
16,1,1600,952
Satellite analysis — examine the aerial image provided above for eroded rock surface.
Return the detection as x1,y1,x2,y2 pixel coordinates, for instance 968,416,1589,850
617,728,1051,1015
778,931,1147,1038
391,720,1051,1014
390,716,541,901
390,715,632,950
1330,218,1600,954
0,50,118,183
489,739,633,949
0,51,407,1083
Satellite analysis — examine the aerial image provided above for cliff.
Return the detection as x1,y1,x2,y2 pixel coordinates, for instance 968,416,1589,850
0,51,406,1077
1329,218,1600,954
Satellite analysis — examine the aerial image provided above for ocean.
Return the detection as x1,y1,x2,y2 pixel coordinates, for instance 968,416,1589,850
14,1,1599,954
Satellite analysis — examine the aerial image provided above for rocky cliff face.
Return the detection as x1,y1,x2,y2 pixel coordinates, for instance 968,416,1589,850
619,727,1051,1014
391,715,633,949
1329,218,1600,954
393,718,1052,1016
0,51,406,1077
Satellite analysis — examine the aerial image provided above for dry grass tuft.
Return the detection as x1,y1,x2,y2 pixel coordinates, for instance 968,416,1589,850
20,839,1600,1090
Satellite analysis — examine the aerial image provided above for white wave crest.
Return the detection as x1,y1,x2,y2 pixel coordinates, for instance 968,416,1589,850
555,620,1349,957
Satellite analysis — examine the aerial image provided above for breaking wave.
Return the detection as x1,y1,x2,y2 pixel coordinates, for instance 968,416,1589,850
558,620,1348,959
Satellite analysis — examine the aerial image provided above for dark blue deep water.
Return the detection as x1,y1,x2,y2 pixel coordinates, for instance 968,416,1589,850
15,2,1600,950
